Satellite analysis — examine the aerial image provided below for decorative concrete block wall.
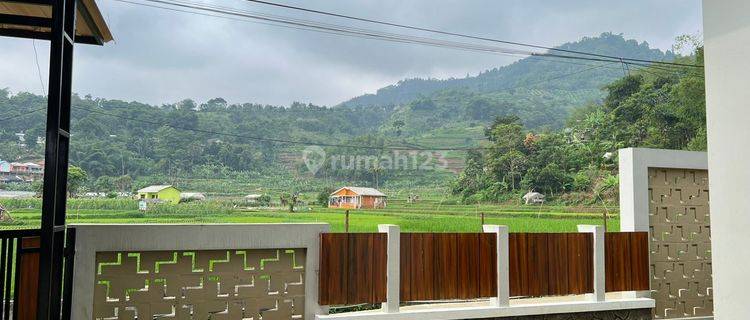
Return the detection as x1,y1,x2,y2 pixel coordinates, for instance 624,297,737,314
70,223,329,320
619,148,713,319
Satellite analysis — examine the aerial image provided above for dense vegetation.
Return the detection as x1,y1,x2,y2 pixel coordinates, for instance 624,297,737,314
452,44,705,203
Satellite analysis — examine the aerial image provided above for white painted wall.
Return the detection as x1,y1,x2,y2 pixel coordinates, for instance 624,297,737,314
702,1,750,318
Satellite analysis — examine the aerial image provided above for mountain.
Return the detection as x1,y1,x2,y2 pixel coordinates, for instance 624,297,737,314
339,33,676,109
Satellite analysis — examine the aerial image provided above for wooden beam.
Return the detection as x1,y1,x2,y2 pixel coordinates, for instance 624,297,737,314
0,0,53,6
0,13,51,28
0,28,101,45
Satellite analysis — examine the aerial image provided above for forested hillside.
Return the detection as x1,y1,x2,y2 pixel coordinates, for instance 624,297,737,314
452,45,705,204
340,33,676,108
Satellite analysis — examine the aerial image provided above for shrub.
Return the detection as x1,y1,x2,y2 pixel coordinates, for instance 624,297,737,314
572,171,593,191
257,194,272,206
594,174,619,202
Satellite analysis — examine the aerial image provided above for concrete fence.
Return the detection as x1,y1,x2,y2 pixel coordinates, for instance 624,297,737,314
65,223,655,320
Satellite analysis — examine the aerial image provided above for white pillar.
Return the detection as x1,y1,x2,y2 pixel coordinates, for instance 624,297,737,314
378,224,400,313
483,225,509,307
703,1,750,318
578,225,605,302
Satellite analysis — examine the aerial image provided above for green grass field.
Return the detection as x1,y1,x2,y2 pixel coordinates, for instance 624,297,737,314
0,198,618,232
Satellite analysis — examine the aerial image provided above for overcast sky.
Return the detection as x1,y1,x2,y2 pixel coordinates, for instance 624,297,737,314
0,0,703,107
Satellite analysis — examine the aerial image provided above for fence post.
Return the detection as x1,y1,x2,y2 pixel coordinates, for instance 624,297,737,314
378,224,400,313
345,210,350,232
578,225,605,302
483,225,509,307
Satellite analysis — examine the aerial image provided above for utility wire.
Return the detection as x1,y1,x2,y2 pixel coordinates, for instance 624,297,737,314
126,0,537,57
0,61,618,149
72,105,490,151
245,0,703,69
72,62,617,151
116,0,631,74
0,107,46,123
32,40,47,96
117,0,698,72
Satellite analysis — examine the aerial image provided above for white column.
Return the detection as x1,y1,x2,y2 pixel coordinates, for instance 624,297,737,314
378,224,400,313
483,225,509,307
703,2,750,318
578,225,605,302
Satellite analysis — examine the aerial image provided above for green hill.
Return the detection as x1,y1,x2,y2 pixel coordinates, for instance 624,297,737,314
340,32,676,112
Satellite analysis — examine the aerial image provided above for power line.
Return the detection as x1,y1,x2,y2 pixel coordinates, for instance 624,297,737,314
0,108,46,123
245,0,703,69
117,0,698,72
71,61,620,151
72,105,491,151
32,40,46,96
499,62,615,91
124,0,537,57
115,0,629,73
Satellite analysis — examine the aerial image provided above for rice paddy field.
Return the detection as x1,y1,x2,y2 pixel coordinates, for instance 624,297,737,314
0,197,619,232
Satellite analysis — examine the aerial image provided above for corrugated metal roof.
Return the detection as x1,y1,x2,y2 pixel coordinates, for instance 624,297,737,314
137,185,176,193
330,187,386,197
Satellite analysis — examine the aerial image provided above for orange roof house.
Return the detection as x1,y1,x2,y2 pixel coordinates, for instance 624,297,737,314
329,187,387,209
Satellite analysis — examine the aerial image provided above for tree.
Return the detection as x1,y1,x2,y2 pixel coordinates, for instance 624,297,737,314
497,150,527,191
317,187,335,207
392,120,405,137
67,165,88,197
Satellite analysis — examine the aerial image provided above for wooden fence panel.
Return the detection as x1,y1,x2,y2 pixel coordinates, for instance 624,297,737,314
400,233,496,302
566,233,594,294
431,234,458,300
319,233,387,305
605,232,649,292
509,233,593,297
16,236,41,320
478,232,497,297
320,231,648,305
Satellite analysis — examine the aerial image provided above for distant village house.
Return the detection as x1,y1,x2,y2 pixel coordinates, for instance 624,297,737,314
137,185,181,204
0,160,44,182
329,187,387,209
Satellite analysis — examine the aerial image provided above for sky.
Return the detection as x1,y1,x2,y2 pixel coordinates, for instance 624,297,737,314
0,0,703,107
